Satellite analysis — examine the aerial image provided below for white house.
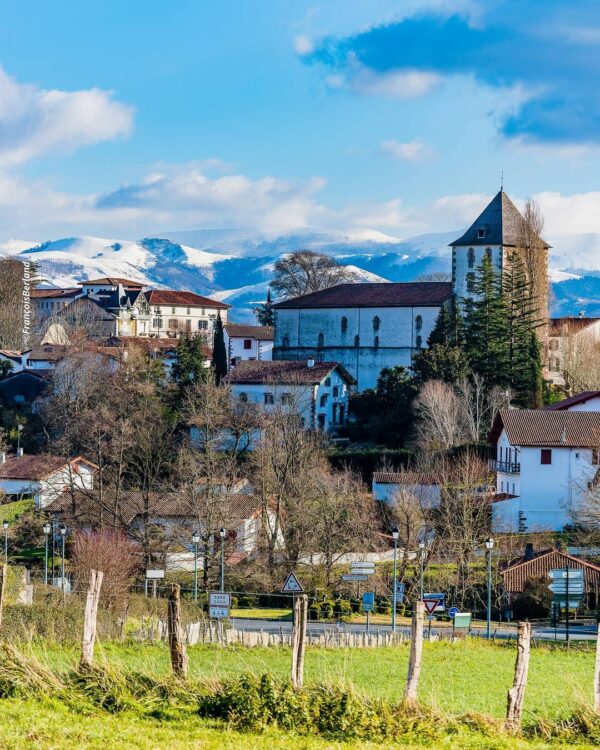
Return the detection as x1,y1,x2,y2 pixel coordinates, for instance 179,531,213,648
223,359,355,432
0,350,24,374
0,452,96,509
273,283,452,391
144,290,229,339
31,288,82,320
225,324,273,368
372,471,441,508
489,409,600,533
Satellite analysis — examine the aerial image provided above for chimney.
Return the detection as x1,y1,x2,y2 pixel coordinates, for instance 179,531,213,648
524,542,535,561
579,310,585,318
307,358,315,368
16,447,23,458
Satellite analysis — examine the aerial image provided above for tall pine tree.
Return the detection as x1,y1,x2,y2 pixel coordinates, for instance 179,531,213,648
211,313,228,385
255,289,274,326
172,335,211,389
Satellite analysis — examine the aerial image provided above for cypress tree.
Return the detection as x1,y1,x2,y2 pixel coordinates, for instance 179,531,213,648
211,313,228,385
255,289,275,326
172,335,211,388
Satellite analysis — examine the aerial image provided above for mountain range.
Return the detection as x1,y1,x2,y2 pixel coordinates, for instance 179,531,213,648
1,228,598,322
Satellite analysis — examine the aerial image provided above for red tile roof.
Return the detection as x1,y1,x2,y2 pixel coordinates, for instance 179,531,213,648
27,345,69,362
225,324,274,341
372,472,437,485
223,359,356,386
145,290,230,308
545,391,600,411
0,454,96,481
490,409,600,447
80,277,145,288
273,282,453,309
501,549,600,593
31,288,80,299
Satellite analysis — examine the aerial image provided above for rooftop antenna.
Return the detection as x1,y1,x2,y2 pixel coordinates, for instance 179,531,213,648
500,170,504,192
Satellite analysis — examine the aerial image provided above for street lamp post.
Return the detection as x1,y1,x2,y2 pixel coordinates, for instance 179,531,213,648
2,520,8,565
192,531,201,601
391,527,399,633
16,424,23,453
43,522,51,585
418,541,426,601
219,527,226,593
485,537,495,639
59,524,67,595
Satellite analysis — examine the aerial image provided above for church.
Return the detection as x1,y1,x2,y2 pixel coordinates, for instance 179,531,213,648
272,190,549,391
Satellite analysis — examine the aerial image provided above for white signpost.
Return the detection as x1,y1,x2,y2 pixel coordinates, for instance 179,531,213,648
209,592,231,620
351,561,375,573
342,573,369,582
145,569,165,598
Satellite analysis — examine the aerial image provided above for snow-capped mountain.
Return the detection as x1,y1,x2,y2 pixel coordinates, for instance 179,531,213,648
4,228,600,321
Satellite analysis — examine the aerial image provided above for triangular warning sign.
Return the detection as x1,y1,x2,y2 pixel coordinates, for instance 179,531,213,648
423,599,438,615
282,571,304,593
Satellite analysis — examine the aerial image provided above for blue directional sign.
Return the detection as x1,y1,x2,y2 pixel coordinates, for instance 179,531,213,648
448,606,460,618
395,582,405,603
362,592,375,612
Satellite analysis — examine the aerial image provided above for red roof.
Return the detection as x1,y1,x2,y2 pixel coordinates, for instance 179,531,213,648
549,317,600,335
80,277,145,288
0,454,96,481
273,282,453,309
501,549,600,593
545,391,600,411
145,290,230,309
223,359,356,386
225,324,274,341
489,409,600,447
31,288,80,299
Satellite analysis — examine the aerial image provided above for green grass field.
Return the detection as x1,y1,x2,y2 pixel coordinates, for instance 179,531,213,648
1,638,596,749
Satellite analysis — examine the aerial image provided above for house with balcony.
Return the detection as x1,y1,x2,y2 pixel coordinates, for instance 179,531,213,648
489,409,600,533
144,290,229,339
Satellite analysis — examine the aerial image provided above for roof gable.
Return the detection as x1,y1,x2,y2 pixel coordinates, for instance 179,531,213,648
545,391,600,411
450,190,549,248
223,359,356,386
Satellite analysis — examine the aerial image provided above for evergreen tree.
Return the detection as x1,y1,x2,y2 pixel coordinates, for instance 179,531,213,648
527,331,544,408
255,289,274,326
462,255,511,387
172,335,211,388
211,313,228,385
427,299,465,348
412,344,470,384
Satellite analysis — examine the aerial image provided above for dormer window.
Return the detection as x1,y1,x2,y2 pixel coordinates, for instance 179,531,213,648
477,229,486,239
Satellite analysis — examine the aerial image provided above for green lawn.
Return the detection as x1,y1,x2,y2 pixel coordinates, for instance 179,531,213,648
230,607,293,619
0,498,33,522
29,639,597,724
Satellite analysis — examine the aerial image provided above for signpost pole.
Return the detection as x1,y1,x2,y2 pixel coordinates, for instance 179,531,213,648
392,533,398,634
566,563,570,645
366,609,370,634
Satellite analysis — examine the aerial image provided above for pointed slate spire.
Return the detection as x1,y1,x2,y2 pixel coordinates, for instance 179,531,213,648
450,191,549,249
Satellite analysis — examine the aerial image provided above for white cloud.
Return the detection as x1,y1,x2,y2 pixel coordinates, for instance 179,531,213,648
380,139,434,161
0,67,133,166
328,63,440,98
294,35,314,55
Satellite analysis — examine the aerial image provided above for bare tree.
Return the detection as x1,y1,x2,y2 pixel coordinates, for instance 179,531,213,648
560,329,600,395
457,375,513,442
0,257,36,349
413,380,468,451
270,250,355,299
518,198,549,343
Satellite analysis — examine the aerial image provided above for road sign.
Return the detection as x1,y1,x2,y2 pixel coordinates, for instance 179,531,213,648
549,569,585,580
395,582,405,603
553,598,583,608
448,606,460,618
351,562,375,572
362,592,375,612
209,592,231,607
145,569,165,579
453,613,472,629
282,571,304,593
549,582,584,594
423,592,446,612
423,599,438,615
342,573,369,582
209,606,229,619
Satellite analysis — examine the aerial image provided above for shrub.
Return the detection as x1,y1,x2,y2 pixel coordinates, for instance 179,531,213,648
333,599,352,619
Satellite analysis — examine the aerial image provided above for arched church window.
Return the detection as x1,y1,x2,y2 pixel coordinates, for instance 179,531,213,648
466,273,475,293
341,316,348,333
415,315,423,331
485,247,492,261
374,336,379,349
372,315,380,332
317,332,324,347
468,247,475,269
415,335,422,349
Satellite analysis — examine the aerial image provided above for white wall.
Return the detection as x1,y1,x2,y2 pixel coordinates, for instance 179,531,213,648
453,245,503,302
274,304,441,391
149,304,228,337
372,480,440,507
226,334,273,365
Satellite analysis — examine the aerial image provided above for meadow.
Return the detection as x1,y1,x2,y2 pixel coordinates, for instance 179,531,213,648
1,638,599,749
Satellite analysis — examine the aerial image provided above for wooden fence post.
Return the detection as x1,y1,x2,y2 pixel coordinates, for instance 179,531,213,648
80,569,104,668
291,594,308,688
404,601,424,702
594,623,600,713
0,565,7,629
168,584,188,679
506,621,531,729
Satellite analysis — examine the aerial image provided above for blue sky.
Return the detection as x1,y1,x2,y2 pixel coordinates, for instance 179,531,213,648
1,0,600,244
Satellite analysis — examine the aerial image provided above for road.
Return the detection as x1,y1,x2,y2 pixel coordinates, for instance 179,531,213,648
230,617,599,642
